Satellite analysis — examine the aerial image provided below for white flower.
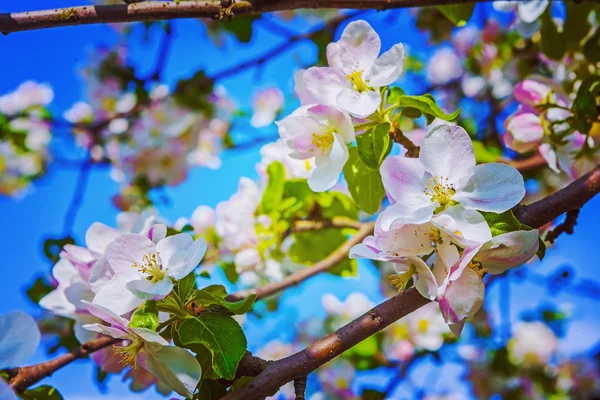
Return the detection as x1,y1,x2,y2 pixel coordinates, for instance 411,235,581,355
508,321,558,366
427,48,463,86
251,88,284,128
64,102,93,123
302,20,406,118
277,104,355,192
257,139,312,181
0,311,41,400
93,228,206,315
82,302,201,397
378,124,525,229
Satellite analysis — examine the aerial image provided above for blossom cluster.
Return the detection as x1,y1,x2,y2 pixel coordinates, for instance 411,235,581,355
351,124,539,332
0,81,53,196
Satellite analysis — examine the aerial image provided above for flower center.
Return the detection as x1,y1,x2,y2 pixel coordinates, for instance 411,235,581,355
424,176,456,210
428,227,443,246
113,339,144,368
417,319,429,333
346,70,369,93
311,132,334,154
387,265,416,292
468,260,486,279
132,252,166,283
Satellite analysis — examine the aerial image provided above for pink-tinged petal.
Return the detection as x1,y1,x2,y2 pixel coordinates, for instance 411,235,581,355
513,79,550,106
278,115,328,143
307,105,355,143
349,239,379,259
539,143,560,173
518,0,549,24
379,202,436,230
147,224,167,243
398,257,438,300
51,258,78,286
130,328,169,346
432,206,492,248
303,67,350,106
436,242,460,275
156,234,192,266
380,156,428,204
167,238,207,280
505,113,544,152
65,282,94,312
327,20,381,74
92,277,143,316
138,346,202,398
455,163,525,213
375,220,434,257
293,69,315,105
336,88,381,118
39,288,75,318
86,222,122,255
420,125,475,185
83,300,129,330
439,268,484,324
476,229,539,274
126,277,173,300
0,311,41,369
106,234,156,278
82,323,130,339
366,43,407,87
89,257,114,294
449,245,482,282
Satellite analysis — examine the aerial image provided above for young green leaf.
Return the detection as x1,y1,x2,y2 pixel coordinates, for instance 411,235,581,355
178,314,247,380
177,272,198,306
290,229,357,277
480,210,530,237
21,385,64,400
391,94,460,122
129,301,159,331
258,161,286,214
193,285,257,315
343,147,386,214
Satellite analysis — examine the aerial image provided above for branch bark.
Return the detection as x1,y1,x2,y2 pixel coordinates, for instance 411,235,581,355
0,0,487,34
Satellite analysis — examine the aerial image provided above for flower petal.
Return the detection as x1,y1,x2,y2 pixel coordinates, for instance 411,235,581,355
336,88,381,118
0,311,41,369
327,20,381,74
476,229,539,274
83,299,129,329
130,328,170,346
454,163,525,213
505,113,544,152
308,134,348,192
0,379,18,400
420,125,475,185
401,257,438,300
92,277,144,316
89,257,114,294
126,277,174,300
539,143,560,173
85,222,122,255
106,234,156,278
82,323,129,339
432,206,492,248
167,238,207,280
380,155,429,205
147,224,167,243
303,67,350,106
156,233,192,266
366,43,407,87
307,105,355,143
518,0,549,23
138,346,202,398
439,268,484,324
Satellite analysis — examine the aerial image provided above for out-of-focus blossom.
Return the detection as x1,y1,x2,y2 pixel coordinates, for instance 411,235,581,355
427,48,463,86
257,139,312,181
322,292,375,329
508,321,558,366
251,88,284,128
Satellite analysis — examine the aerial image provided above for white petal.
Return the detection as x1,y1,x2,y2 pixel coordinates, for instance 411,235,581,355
51,258,78,286
39,289,75,318
308,162,342,192
539,143,560,174
82,323,129,339
420,125,475,185
518,0,549,23
88,257,114,294
138,346,202,398
432,206,492,248
401,257,438,300
106,234,156,278
0,311,41,369
366,43,407,87
167,238,207,280
130,328,169,346
336,88,381,118
454,163,525,213
86,222,122,255
378,202,436,230
306,105,355,143
92,277,143,316
380,155,429,204
303,67,350,106
126,277,174,300
439,268,484,324
476,229,539,274
147,224,167,244
157,233,192,267
83,299,129,329
327,20,381,74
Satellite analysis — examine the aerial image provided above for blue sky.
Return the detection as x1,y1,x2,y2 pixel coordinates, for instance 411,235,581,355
1,1,599,398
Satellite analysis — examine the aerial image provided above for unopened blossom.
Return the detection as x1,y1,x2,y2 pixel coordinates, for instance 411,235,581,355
277,104,355,191
378,124,525,229
0,311,41,400
303,20,406,118
508,321,558,366
93,226,206,315
427,48,464,86
251,87,284,128
83,302,201,397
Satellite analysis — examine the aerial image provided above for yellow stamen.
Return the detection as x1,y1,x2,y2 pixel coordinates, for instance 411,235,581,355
417,319,429,333
311,132,334,154
346,70,369,93
468,260,486,279
132,252,166,283
387,265,416,292
304,159,311,171
113,339,144,369
423,176,456,210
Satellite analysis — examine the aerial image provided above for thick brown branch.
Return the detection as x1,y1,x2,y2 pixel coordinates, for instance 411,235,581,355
8,336,118,393
227,221,375,301
0,0,487,34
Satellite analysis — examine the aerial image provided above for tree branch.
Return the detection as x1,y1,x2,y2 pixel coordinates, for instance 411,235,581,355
0,0,487,34
7,336,118,393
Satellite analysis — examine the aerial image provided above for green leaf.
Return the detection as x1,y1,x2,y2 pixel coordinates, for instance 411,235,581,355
26,276,54,305
178,314,247,380
540,7,565,61
356,123,391,170
221,15,257,43
129,301,159,330
290,229,358,277
343,147,385,214
316,191,359,220
21,385,64,400
192,285,256,315
583,29,600,62
472,141,502,163
177,272,197,305
156,295,189,319
387,87,405,105
537,237,547,261
563,2,593,51
438,4,475,26
480,210,529,237
194,344,220,380
195,379,228,400
258,161,286,214
391,94,460,122
572,76,600,134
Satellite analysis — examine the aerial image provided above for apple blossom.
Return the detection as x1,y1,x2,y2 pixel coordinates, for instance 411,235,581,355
508,321,558,366
427,48,464,86
251,87,284,128
93,227,206,315
378,124,525,229
82,302,201,397
256,139,312,180
302,20,406,118
277,104,355,192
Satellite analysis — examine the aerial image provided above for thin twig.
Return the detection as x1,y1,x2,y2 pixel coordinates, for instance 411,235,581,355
62,158,92,236
544,208,580,244
294,376,307,400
